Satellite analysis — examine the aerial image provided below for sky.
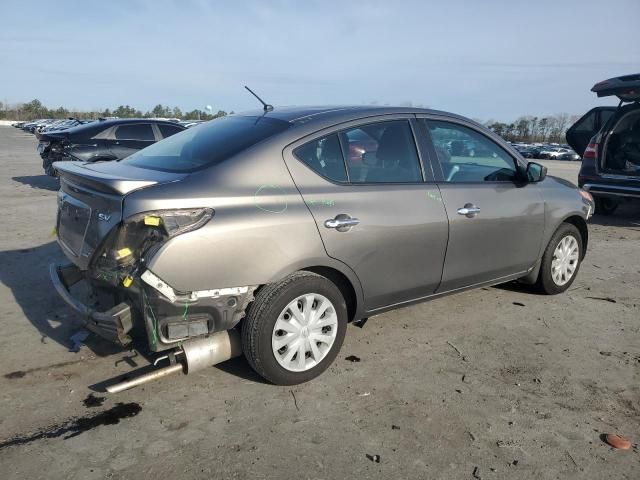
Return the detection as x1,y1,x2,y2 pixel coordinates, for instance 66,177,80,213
1,0,638,121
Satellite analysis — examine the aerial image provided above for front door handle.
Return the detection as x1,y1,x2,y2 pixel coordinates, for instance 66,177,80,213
324,215,360,231
457,204,481,217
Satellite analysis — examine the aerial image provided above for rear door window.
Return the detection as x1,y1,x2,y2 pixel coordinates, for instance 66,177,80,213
294,134,348,182
566,106,619,155
158,123,183,138
571,113,596,133
115,124,155,141
340,120,422,183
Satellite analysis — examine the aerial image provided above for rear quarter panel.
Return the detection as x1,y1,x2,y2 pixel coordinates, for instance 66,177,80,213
129,141,363,300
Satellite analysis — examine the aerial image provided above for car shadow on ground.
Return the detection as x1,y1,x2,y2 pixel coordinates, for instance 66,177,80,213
0,241,123,357
492,280,544,295
215,356,268,384
12,175,59,192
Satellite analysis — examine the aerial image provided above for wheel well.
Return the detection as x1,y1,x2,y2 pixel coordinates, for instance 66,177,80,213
302,266,358,322
563,215,588,258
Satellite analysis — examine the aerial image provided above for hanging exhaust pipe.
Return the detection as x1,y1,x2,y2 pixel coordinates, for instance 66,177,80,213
106,330,242,393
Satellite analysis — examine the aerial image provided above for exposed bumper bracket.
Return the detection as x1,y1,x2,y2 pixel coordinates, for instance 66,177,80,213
49,263,133,345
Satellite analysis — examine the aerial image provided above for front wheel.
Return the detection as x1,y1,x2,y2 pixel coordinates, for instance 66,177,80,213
536,223,583,294
242,271,347,385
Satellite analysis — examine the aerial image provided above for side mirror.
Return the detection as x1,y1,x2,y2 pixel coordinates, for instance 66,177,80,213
526,162,547,182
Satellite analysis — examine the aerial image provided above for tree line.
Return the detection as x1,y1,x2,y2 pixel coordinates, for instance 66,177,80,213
483,113,581,144
0,99,229,121
1,99,580,144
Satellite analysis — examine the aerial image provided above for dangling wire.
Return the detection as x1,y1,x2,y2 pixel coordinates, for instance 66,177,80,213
142,287,159,347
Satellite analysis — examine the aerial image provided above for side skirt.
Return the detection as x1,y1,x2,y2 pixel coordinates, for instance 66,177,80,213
365,269,532,317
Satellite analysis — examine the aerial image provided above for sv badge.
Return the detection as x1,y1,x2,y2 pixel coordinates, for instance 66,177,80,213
97,213,112,222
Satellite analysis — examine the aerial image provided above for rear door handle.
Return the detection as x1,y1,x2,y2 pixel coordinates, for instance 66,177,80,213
324,216,360,231
457,204,481,217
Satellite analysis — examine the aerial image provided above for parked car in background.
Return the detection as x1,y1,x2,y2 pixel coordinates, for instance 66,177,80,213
446,139,498,158
38,118,93,134
39,118,185,176
50,106,592,385
178,120,206,128
567,73,640,215
538,147,567,159
21,119,48,133
558,150,581,161
512,145,536,158
548,148,579,160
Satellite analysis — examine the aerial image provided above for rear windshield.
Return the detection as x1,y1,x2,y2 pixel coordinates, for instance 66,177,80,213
120,115,290,172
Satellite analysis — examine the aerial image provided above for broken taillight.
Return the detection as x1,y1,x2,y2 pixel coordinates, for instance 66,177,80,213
125,208,214,237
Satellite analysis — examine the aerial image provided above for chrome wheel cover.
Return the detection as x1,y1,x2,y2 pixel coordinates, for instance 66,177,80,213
271,293,338,372
551,235,579,286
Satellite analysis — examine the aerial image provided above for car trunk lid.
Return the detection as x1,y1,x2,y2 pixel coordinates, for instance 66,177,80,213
36,130,68,142
55,161,187,269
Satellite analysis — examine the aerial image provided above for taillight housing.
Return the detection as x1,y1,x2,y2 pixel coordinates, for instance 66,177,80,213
583,140,598,160
125,208,215,237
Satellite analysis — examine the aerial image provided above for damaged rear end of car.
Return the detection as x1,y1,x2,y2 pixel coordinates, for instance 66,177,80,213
38,130,70,176
51,161,256,353
50,114,294,359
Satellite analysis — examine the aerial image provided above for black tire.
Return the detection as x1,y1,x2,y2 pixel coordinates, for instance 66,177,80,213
241,271,348,385
536,223,583,295
594,197,619,216
43,158,57,177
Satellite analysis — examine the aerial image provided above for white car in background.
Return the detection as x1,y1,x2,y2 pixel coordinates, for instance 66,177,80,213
540,147,573,159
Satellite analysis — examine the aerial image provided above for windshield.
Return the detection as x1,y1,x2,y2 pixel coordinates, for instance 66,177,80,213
120,115,290,173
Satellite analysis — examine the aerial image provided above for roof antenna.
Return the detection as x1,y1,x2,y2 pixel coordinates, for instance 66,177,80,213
244,86,273,112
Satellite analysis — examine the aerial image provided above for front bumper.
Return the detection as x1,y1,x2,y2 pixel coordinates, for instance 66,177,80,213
49,263,133,345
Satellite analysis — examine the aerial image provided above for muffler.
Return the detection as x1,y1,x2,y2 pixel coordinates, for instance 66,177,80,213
106,330,242,393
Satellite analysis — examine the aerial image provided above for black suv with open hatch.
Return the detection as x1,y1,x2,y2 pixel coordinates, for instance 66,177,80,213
567,73,640,215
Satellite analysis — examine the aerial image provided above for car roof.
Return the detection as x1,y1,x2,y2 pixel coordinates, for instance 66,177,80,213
234,105,478,128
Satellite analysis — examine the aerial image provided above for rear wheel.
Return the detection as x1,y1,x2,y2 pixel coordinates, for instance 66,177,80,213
536,223,582,294
242,271,347,385
594,197,619,215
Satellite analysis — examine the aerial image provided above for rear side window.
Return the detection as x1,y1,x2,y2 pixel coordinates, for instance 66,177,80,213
340,120,422,183
158,124,183,138
121,116,290,173
294,134,347,182
571,113,596,133
115,124,155,141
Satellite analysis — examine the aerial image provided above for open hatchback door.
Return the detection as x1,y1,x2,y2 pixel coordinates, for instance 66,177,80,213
566,74,640,156
591,73,640,102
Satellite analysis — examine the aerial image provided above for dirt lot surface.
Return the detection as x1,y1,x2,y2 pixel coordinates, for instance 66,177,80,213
0,126,638,479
